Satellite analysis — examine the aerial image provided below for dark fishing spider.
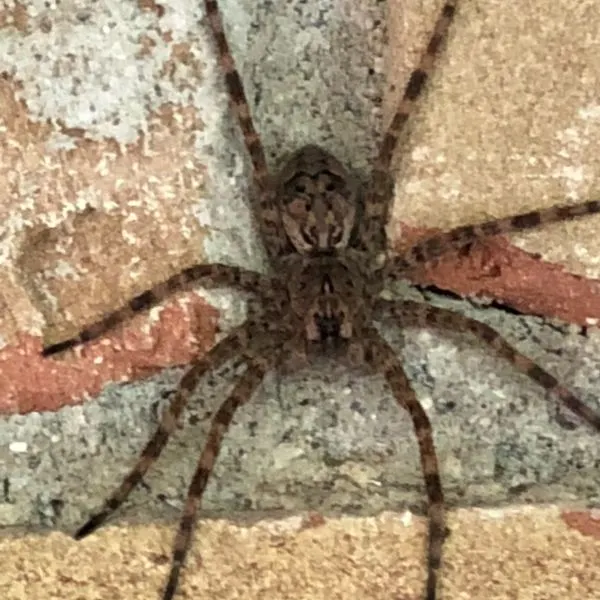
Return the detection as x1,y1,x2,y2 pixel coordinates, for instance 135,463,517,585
42,1,600,598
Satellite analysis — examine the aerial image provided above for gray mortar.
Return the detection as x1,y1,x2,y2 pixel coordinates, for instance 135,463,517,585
2,288,600,532
1,0,600,534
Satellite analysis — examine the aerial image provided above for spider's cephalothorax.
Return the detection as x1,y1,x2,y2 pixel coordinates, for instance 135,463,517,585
41,2,600,599
276,144,361,254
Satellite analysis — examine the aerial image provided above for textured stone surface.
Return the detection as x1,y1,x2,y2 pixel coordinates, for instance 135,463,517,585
0,0,386,413
385,0,600,324
388,0,600,281
3,507,600,599
0,0,262,352
2,291,599,531
1,0,600,549
0,0,598,410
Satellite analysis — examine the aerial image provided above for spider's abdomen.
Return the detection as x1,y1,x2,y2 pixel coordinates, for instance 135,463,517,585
275,144,361,254
283,254,366,345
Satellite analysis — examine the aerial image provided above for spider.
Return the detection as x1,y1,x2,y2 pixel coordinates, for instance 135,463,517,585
41,1,600,599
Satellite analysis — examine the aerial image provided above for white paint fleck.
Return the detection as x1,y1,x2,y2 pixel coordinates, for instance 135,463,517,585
122,229,138,246
419,395,434,411
9,441,28,453
410,145,430,161
147,305,165,324
52,260,80,280
557,165,585,185
479,417,492,428
578,104,600,121
400,510,413,527
478,508,506,520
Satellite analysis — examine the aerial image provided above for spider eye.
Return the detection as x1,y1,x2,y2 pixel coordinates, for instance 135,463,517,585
325,181,336,192
295,182,306,193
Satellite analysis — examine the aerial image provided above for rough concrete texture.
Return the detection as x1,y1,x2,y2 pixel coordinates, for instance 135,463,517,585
2,289,600,531
0,0,600,564
3,507,600,599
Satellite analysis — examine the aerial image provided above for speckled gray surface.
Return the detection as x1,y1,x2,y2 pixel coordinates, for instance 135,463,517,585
2,287,600,532
1,0,600,535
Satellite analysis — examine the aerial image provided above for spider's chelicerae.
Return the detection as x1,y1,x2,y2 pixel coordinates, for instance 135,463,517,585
42,1,600,599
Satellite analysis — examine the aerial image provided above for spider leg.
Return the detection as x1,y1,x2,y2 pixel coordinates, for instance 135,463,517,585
361,325,445,600
162,351,274,600
375,298,600,430
387,199,600,276
359,1,457,255
73,321,261,540
203,0,286,258
42,263,272,356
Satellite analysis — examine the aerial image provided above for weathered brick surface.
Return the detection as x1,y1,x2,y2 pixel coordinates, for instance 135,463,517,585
1,0,599,415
